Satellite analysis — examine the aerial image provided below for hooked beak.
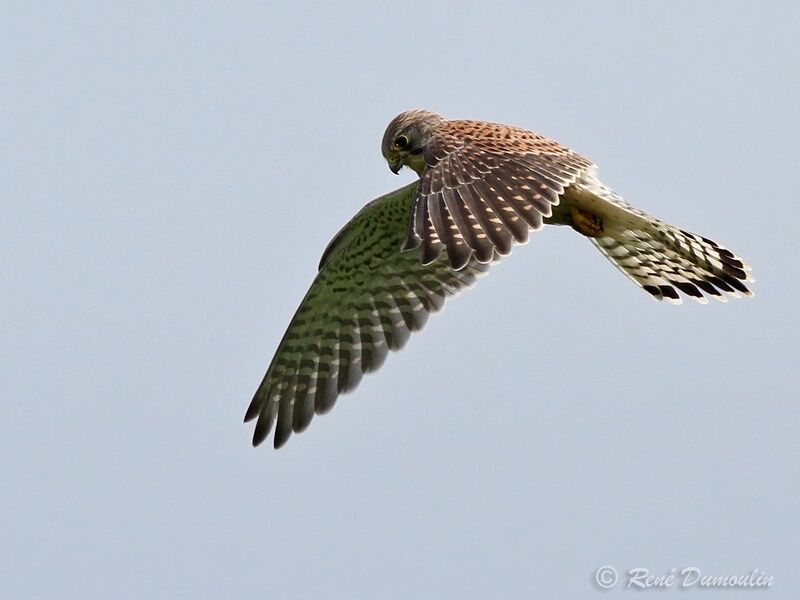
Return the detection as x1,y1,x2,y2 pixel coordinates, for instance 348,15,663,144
388,160,403,174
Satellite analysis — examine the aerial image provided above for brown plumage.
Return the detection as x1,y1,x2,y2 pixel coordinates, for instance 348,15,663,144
382,112,594,269
381,110,752,303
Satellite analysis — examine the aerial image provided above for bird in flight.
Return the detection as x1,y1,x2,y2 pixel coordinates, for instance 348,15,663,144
245,110,753,448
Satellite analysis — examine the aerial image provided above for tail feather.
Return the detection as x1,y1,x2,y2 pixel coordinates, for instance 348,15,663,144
591,224,754,304
570,173,754,305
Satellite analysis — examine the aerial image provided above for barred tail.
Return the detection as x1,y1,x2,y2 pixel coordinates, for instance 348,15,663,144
591,222,754,304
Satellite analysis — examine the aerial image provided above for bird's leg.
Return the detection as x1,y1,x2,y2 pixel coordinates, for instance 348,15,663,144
569,205,604,238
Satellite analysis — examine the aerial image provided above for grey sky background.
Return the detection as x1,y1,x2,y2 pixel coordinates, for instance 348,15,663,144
2,2,798,598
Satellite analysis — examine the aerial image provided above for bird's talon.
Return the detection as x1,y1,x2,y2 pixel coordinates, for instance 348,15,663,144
570,206,604,237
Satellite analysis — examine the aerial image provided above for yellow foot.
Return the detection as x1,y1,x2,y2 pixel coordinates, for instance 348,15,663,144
570,206,604,238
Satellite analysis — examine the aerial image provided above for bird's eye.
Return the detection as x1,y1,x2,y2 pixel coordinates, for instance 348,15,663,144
394,135,409,150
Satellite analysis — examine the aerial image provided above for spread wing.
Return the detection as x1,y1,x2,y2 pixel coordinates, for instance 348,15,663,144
403,120,595,269
245,182,493,448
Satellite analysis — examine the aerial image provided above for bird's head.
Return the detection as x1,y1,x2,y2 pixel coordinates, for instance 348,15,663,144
381,110,443,176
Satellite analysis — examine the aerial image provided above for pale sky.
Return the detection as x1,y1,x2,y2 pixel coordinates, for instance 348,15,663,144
2,2,798,598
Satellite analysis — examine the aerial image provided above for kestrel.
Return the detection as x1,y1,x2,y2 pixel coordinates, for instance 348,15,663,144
245,110,753,448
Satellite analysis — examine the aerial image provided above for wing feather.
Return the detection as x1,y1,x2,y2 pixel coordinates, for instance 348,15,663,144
246,182,494,448
404,120,595,267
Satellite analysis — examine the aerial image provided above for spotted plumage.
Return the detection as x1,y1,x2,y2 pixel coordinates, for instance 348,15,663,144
245,110,754,448
245,182,493,448
398,115,594,268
